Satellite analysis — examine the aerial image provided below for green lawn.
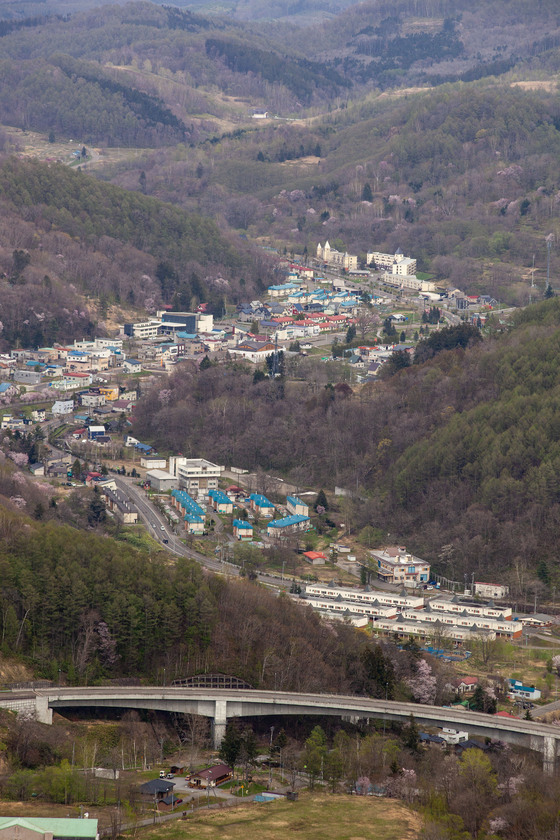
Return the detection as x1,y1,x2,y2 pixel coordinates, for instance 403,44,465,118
136,793,422,840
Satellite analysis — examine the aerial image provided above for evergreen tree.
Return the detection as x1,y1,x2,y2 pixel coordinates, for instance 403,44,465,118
361,182,373,202
314,489,328,511
402,713,419,751
219,724,242,772
346,324,357,344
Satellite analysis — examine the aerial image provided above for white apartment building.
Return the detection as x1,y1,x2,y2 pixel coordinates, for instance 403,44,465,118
169,457,224,500
367,249,417,276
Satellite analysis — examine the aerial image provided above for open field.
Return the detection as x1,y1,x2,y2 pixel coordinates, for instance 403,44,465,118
135,793,422,840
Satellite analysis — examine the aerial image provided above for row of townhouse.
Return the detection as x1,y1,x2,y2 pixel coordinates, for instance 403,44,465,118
102,487,138,524
398,608,522,639
297,596,397,620
372,616,497,644
304,583,513,623
170,489,206,534
305,584,425,610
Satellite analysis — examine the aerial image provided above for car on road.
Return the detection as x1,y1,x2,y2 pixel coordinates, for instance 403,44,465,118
161,525,165,531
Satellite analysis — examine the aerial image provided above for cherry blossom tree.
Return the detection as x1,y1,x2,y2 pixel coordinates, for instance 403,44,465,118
406,658,437,704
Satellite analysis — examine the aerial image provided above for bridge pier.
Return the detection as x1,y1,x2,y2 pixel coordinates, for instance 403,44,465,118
212,699,227,749
35,695,53,725
543,736,556,775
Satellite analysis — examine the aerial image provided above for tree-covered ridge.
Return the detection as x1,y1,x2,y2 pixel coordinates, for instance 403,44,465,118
0,516,361,690
0,55,188,147
0,158,242,273
205,38,350,103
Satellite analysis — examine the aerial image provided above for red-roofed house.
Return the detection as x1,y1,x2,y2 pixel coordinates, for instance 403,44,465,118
452,677,479,695
303,551,327,565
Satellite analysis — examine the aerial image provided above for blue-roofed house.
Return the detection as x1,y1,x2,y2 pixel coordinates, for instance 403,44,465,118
267,514,310,537
184,513,204,534
233,519,253,540
208,489,234,514
286,496,309,516
508,679,541,701
248,493,275,517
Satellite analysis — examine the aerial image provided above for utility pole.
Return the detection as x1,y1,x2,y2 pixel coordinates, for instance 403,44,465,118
547,234,554,292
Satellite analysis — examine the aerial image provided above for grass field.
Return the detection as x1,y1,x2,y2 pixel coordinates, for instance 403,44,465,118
136,793,422,840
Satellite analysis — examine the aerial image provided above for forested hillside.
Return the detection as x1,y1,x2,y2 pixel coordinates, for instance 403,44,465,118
123,82,560,304
0,157,271,348
0,2,558,303
132,299,560,592
0,507,366,691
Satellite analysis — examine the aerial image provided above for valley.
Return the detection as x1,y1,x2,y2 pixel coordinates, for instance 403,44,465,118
1,1,560,838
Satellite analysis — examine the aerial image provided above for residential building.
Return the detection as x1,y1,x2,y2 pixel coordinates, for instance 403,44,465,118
474,582,509,599
208,489,234,514
88,425,106,440
508,679,541,702
52,400,74,415
80,392,106,408
429,598,512,621
99,386,119,401
230,340,278,363
170,489,206,533
268,283,301,298
367,248,417,275
123,320,161,339
452,677,479,695
13,369,42,385
187,764,232,788
171,458,224,500
102,487,138,524
139,779,175,800
286,495,309,516
371,545,430,586
0,415,25,430
267,513,310,536
233,519,253,540
248,493,275,517
304,584,425,611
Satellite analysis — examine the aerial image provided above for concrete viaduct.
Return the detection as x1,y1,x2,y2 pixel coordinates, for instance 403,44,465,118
2,686,560,772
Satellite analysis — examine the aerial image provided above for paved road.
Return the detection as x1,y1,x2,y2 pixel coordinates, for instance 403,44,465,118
113,477,288,589
114,476,228,574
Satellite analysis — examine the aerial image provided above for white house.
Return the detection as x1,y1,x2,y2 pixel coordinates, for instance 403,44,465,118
52,400,74,415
